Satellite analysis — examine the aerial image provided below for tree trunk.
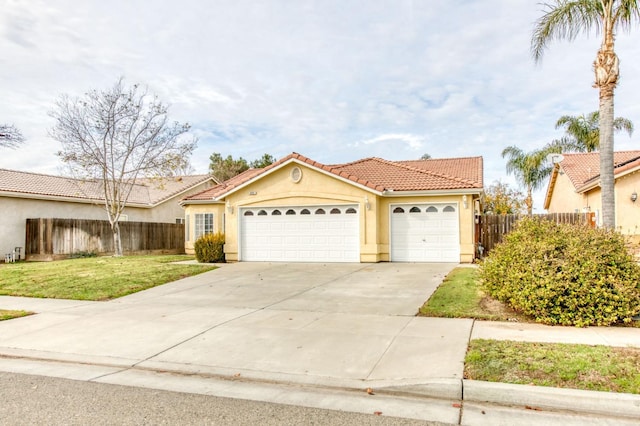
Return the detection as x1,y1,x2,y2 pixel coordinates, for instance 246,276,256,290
594,40,618,229
112,221,123,257
599,91,616,229
526,186,533,216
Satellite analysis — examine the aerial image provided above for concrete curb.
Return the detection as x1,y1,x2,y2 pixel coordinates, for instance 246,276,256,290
463,379,640,420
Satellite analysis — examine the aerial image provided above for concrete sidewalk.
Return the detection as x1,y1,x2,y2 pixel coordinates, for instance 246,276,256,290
1,262,639,424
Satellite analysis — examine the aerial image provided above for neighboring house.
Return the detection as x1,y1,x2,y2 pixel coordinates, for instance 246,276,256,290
544,150,640,238
181,152,483,263
0,169,217,258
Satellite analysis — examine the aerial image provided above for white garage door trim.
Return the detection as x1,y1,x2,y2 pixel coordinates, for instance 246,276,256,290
390,203,460,262
240,205,360,262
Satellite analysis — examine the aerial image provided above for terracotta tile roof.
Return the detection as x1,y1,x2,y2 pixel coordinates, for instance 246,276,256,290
559,151,640,190
182,153,483,202
182,168,264,201
0,169,213,206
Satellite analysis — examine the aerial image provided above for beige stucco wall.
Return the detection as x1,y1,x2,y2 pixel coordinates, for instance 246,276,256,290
184,162,478,263
183,203,225,253
546,172,586,213
613,170,640,235
548,169,640,235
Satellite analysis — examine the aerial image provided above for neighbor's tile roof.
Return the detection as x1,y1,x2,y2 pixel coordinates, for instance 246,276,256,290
183,153,483,202
0,169,213,206
559,151,640,190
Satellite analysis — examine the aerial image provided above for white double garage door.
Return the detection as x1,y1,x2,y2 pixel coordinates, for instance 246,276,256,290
239,203,460,263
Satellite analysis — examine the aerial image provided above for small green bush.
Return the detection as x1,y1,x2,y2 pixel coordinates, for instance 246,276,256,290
479,217,640,327
194,232,225,263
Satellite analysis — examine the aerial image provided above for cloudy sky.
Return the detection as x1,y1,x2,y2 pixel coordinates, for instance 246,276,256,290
2,0,639,211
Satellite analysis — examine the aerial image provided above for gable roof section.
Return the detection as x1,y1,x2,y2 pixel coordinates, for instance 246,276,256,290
543,150,640,209
182,153,483,203
0,169,214,207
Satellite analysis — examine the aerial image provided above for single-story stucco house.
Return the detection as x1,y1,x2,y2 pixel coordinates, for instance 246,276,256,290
544,150,640,239
181,152,483,263
0,169,217,258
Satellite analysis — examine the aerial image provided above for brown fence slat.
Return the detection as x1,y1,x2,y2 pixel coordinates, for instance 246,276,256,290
478,212,595,258
25,219,185,260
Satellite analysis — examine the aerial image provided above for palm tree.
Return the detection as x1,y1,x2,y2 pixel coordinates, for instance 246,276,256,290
553,111,633,152
502,146,555,215
532,0,640,228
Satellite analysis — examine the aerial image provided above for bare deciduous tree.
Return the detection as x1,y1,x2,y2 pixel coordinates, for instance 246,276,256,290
49,78,197,256
0,124,25,148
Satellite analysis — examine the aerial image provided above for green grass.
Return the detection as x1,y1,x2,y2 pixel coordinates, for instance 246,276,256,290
0,255,216,301
418,267,525,321
0,310,33,321
465,339,640,394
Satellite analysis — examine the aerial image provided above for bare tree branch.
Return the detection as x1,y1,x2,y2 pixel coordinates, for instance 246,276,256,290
49,77,197,256
0,124,25,149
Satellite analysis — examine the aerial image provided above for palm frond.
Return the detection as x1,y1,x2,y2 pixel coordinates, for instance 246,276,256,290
531,0,603,62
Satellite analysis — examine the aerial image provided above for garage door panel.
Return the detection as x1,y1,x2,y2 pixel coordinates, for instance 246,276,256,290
391,203,460,262
241,205,359,262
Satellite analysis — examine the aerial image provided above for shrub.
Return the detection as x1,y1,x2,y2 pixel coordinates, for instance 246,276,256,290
194,232,225,263
479,217,640,327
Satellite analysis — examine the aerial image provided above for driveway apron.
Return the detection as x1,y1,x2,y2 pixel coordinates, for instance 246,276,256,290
0,262,470,390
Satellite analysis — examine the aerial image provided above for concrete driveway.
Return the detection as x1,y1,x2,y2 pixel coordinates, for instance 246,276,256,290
0,262,471,395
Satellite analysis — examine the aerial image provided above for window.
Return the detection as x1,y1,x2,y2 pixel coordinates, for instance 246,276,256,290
330,208,341,214
409,207,421,213
272,209,282,215
300,209,311,215
244,211,254,216
426,206,438,213
393,207,405,214
175,218,185,224
286,209,296,215
315,208,326,214
195,213,214,240
258,210,267,216
345,208,357,214
443,205,456,212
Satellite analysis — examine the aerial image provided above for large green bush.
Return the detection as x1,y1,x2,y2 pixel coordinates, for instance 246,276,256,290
194,232,225,263
480,217,640,327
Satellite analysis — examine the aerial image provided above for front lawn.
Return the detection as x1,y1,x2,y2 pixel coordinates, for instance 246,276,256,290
0,255,216,300
417,267,526,321
465,339,640,394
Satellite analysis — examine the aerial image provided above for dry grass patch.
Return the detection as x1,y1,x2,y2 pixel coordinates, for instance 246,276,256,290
465,339,640,394
0,310,33,321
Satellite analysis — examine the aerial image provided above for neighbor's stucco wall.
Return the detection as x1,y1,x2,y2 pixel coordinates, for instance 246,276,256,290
184,162,478,263
1,180,213,260
613,170,640,235
1,197,153,259
546,171,585,213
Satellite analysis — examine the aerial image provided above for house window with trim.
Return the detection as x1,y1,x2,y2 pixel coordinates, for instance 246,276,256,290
194,213,214,240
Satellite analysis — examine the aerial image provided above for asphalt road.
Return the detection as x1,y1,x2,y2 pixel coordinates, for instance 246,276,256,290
0,372,450,426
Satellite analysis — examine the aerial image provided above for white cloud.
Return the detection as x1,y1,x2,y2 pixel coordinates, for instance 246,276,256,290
358,134,425,151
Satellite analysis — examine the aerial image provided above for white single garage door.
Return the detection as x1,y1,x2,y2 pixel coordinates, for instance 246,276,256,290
390,203,460,262
240,205,360,262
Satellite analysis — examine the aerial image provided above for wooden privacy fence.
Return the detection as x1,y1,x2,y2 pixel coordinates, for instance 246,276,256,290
477,212,596,258
26,218,185,260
